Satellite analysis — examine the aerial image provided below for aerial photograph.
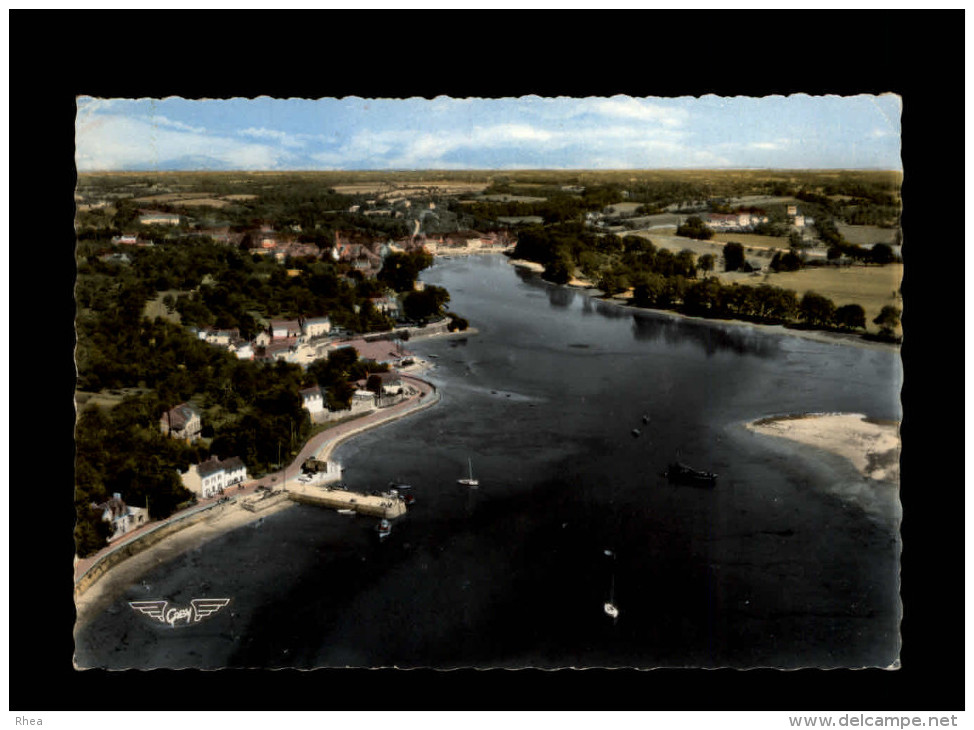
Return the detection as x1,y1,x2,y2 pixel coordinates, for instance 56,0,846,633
72,94,903,671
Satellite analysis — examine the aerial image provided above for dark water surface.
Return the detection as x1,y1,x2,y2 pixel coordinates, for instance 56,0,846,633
75,255,902,669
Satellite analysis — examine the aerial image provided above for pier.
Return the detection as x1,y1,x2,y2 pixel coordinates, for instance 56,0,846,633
285,482,407,519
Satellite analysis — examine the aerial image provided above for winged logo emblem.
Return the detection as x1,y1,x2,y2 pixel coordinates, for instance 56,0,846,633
129,598,231,627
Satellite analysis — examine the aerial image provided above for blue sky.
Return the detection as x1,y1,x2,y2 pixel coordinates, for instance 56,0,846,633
75,94,902,172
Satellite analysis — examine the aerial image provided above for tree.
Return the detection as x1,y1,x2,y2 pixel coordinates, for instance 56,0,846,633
770,251,802,272
869,243,896,265
799,291,836,328
676,216,714,240
378,250,433,292
873,305,901,337
834,304,867,330
698,253,715,274
723,242,745,272
403,285,450,321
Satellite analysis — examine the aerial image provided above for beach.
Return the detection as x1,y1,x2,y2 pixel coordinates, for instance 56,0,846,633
745,412,901,483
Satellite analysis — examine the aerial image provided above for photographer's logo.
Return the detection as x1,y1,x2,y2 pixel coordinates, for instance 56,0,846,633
129,599,230,628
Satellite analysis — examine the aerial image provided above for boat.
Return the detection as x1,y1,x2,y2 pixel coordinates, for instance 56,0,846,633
604,571,620,621
666,462,718,487
389,481,412,491
376,518,392,539
337,508,356,516
631,428,641,437
457,458,479,487
402,493,416,506
642,415,650,425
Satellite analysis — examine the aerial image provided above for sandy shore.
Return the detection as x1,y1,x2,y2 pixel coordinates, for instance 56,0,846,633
74,498,294,631
745,413,901,483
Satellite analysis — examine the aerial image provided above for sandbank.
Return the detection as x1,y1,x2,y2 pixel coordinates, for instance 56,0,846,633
745,412,900,483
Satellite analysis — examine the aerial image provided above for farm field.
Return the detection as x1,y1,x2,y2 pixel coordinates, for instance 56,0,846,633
715,264,903,334
604,202,644,215
712,232,792,251
835,223,899,246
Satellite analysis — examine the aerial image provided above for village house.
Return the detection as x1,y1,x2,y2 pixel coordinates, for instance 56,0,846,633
368,296,400,317
373,371,404,395
300,385,326,418
111,234,140,245
160,403,202,443
181,455,248,499
228,339,254,360
92,493,148,542
258,339,299,363
197,327,240,346
302,316,332,338
270,319,303,340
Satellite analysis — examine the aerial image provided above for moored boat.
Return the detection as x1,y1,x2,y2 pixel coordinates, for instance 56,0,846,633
376,518,392,539
458,457,479,487
666,462,718,487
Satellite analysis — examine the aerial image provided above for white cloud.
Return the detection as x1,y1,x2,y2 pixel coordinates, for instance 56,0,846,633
76,114,288,171
154,115,207,134
238,127,307,148
589,97,689,127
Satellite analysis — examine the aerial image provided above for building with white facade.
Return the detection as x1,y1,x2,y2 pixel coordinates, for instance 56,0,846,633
181,456,248,499
303,316,332,338
160,403,202,443
92,493,148,542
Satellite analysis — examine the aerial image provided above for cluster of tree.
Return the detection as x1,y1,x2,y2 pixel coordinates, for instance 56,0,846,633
403,285,451,322
675,216,714,240
377,250,435,292
461,184,625,226
75,397,199,557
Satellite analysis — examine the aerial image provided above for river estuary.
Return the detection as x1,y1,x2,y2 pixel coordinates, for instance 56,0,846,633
74,254,902,670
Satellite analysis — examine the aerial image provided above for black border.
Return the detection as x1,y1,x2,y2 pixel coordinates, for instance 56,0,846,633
12,8,961,713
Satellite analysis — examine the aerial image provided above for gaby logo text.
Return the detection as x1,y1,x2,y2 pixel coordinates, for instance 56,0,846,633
129,599,231,627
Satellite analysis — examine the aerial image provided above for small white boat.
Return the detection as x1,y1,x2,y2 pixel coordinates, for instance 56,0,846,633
337,508,356,515
376,518,392,539
457,457,479,487
604,602,620,619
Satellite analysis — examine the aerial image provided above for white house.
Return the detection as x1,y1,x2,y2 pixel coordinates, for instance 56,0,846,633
199,328,239,346
270,319,302,340
160,403,202,443
374,371,404,395
793,215,805,228
303,316,332,338
182,456,248,499
93,493,148,542
300,385,326,416
229,340,254,360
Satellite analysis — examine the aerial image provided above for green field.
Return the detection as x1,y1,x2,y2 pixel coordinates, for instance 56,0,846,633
716,264,903,334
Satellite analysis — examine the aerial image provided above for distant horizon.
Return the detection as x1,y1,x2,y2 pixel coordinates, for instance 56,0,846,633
76,95,902,173
76,167,904,175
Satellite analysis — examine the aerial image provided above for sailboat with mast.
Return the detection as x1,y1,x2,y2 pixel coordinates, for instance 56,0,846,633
457,458,479,487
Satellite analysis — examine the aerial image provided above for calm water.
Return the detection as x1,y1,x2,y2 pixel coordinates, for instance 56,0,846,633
75,255,902,669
